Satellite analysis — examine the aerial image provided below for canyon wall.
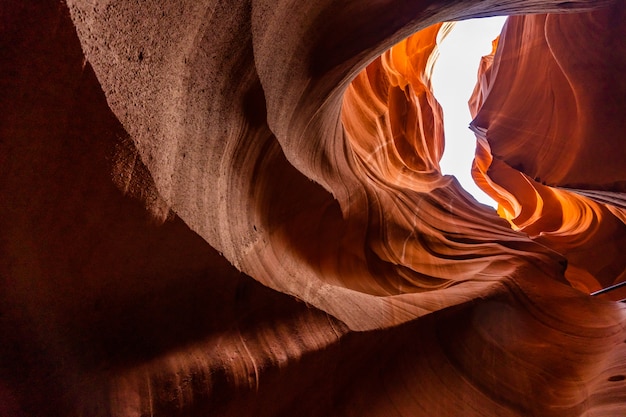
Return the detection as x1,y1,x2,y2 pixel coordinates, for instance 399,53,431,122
1,0,624,416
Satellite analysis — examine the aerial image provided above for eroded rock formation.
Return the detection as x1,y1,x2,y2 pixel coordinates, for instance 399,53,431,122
1,1,625,416
470,10,626,296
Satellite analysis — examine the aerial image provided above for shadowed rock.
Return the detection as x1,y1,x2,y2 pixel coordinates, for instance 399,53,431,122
1,0,624,416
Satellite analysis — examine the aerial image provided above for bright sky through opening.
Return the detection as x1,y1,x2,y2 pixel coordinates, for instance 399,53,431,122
431,17,507,208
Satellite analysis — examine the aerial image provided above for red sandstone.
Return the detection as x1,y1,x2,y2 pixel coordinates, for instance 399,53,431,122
0,1,624,416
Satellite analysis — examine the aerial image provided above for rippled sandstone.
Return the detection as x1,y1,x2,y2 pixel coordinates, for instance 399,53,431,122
470,9,626,296
1,1,624,416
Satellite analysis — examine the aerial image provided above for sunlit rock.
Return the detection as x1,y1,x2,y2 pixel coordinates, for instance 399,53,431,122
1,0,624,416
470,7,626,295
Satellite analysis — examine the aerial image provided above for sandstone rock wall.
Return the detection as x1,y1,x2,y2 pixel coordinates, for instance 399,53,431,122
1,1,624,416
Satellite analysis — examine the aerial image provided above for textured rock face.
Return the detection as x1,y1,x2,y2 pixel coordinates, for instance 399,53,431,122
1,1,625,416
470,9,626,296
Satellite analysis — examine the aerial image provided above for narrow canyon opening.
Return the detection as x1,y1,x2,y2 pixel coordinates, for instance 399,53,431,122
341,17,507,213
431,17,507,208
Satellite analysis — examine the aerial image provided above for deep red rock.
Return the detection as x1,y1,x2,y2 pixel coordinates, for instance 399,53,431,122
1,1,624,416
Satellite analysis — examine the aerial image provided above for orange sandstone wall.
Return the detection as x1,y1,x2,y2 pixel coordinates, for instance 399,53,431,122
470,9,626,295
0,1,624,416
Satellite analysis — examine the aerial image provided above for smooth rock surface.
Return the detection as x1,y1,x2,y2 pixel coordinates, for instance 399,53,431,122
1,0,624,416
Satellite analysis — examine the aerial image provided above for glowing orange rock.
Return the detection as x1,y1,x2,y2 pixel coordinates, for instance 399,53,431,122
0,0,624,416
470,9,626,295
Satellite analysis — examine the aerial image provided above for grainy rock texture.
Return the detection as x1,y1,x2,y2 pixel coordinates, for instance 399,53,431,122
1,1,625,416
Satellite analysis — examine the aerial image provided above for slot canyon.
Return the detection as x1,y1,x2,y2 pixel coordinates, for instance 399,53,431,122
1,0,625,415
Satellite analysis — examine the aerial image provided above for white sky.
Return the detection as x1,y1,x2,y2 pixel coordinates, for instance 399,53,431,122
431,17,507,208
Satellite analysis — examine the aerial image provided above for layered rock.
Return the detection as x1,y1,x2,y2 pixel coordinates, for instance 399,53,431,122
471,9,626,296
1,0,624,416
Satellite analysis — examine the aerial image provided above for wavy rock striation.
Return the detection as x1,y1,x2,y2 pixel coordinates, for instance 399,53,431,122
1,0,625,416
471,8,626,295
